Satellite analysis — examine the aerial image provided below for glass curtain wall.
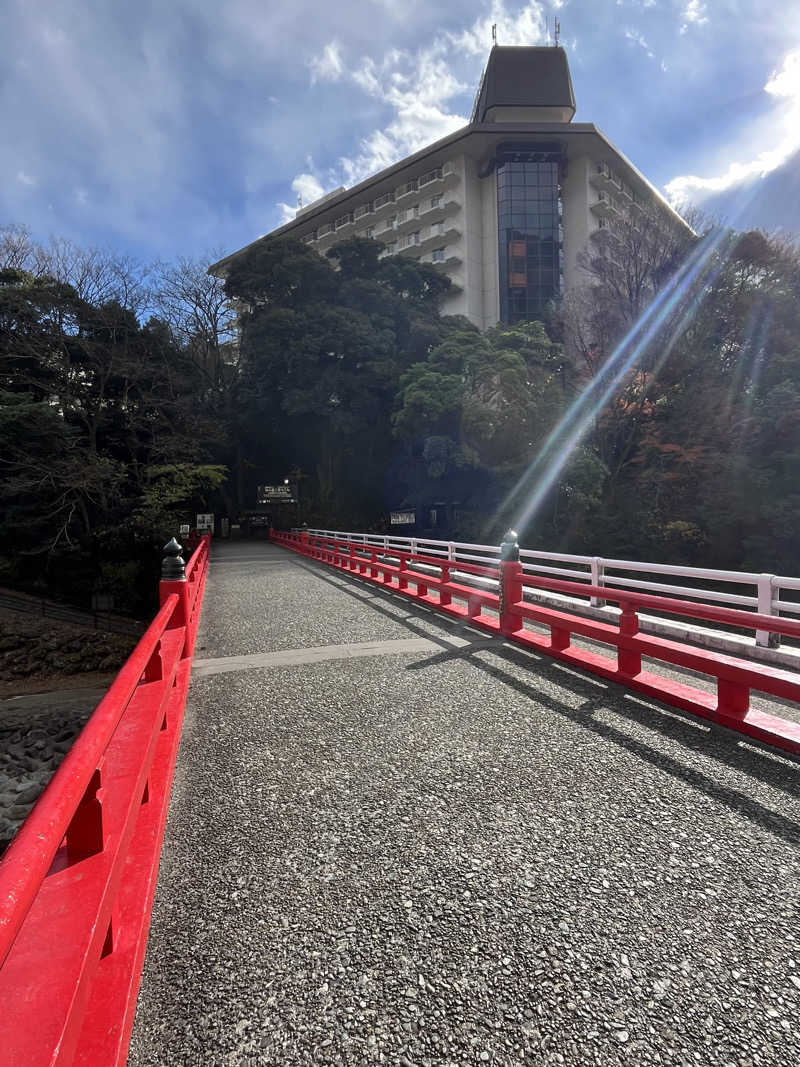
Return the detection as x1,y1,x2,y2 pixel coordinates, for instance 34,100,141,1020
496,145,563,325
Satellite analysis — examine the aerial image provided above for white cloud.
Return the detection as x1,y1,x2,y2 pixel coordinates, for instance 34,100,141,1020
624,28,654,59
17,170,37,186
337,46,469,185
680,0,708,35
764,48,800,99
293,172,326,204
665,49,800,203
309,41,344,84
276,172,327,224
280,2,548,206
450,0,545,55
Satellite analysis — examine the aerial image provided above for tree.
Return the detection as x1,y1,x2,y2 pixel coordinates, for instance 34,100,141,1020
223,236,455,524
392,319,573,539
0,255,228,611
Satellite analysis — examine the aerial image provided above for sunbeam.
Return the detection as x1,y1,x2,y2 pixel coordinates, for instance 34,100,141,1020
487,225,734,539
482,163,783,546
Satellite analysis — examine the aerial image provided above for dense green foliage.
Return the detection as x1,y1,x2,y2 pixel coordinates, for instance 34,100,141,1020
563,225,800,570
0,257,226,612
225,220,800,573
224,236,454,526
3,213,800,616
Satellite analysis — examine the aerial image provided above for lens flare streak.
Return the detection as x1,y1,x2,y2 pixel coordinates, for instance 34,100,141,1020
494,226,737,536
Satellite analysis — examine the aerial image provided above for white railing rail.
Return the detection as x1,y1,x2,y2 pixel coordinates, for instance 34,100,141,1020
293,528,799,651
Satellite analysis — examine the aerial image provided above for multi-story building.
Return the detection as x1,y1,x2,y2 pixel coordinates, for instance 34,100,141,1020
212,45,690,330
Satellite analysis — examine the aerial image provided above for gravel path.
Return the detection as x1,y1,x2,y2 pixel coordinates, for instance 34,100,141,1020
130,542,800,1067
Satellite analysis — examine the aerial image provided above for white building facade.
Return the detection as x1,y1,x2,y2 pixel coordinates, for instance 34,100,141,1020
213,47,689,330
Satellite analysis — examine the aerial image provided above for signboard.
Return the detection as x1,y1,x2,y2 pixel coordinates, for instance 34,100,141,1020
257,485,296,504
196,513,215,533
390,510,416,525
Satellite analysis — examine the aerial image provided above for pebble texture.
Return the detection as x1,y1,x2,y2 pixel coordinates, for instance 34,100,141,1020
0,607,135,683
0,688,104,852
130,542,800,1066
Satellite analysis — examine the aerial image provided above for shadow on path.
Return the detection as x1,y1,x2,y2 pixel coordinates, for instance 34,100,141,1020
288,552,800,846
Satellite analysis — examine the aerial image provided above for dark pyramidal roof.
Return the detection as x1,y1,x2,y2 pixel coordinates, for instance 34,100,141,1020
472,45,576,122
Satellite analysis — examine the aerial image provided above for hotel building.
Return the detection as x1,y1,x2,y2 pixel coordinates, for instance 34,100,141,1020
212,46,689,330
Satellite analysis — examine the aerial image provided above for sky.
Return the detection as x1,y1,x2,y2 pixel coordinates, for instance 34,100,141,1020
3,0,800,263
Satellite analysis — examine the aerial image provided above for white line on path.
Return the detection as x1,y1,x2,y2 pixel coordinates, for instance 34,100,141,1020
209,559,294,566
191,636,470,677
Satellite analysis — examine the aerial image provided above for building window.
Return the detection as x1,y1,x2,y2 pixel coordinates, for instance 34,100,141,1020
431,248,446,262
365,226,375,238
496,146,563,325
374,191,395,209
430,194,442,209
431,220,444,236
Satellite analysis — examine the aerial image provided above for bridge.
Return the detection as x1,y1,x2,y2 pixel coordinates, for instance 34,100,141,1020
1,531,799,1065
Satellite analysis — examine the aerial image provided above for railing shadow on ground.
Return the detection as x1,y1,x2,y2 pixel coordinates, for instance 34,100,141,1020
276,529,800,748
288,554,800,846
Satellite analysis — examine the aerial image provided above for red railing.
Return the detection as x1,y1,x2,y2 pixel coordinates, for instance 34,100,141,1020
0,534,210,1067
273,530,800,758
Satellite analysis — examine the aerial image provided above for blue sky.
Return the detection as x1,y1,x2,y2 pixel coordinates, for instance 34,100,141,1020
3,0,800,262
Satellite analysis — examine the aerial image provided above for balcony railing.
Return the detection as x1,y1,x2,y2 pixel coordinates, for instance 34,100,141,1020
419,167,443,187
395,179,419,198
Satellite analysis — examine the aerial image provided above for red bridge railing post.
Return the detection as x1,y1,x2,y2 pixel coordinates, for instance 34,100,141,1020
500,561,523,637
160,537,191,656
499,530,523,638
617,602,642,676
439,563,452,606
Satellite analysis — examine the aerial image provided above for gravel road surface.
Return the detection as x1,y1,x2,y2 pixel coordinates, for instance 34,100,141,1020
129,542,800,1067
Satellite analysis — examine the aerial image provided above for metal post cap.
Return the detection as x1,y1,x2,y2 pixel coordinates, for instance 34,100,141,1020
162,537,186,581
500,529,520,562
